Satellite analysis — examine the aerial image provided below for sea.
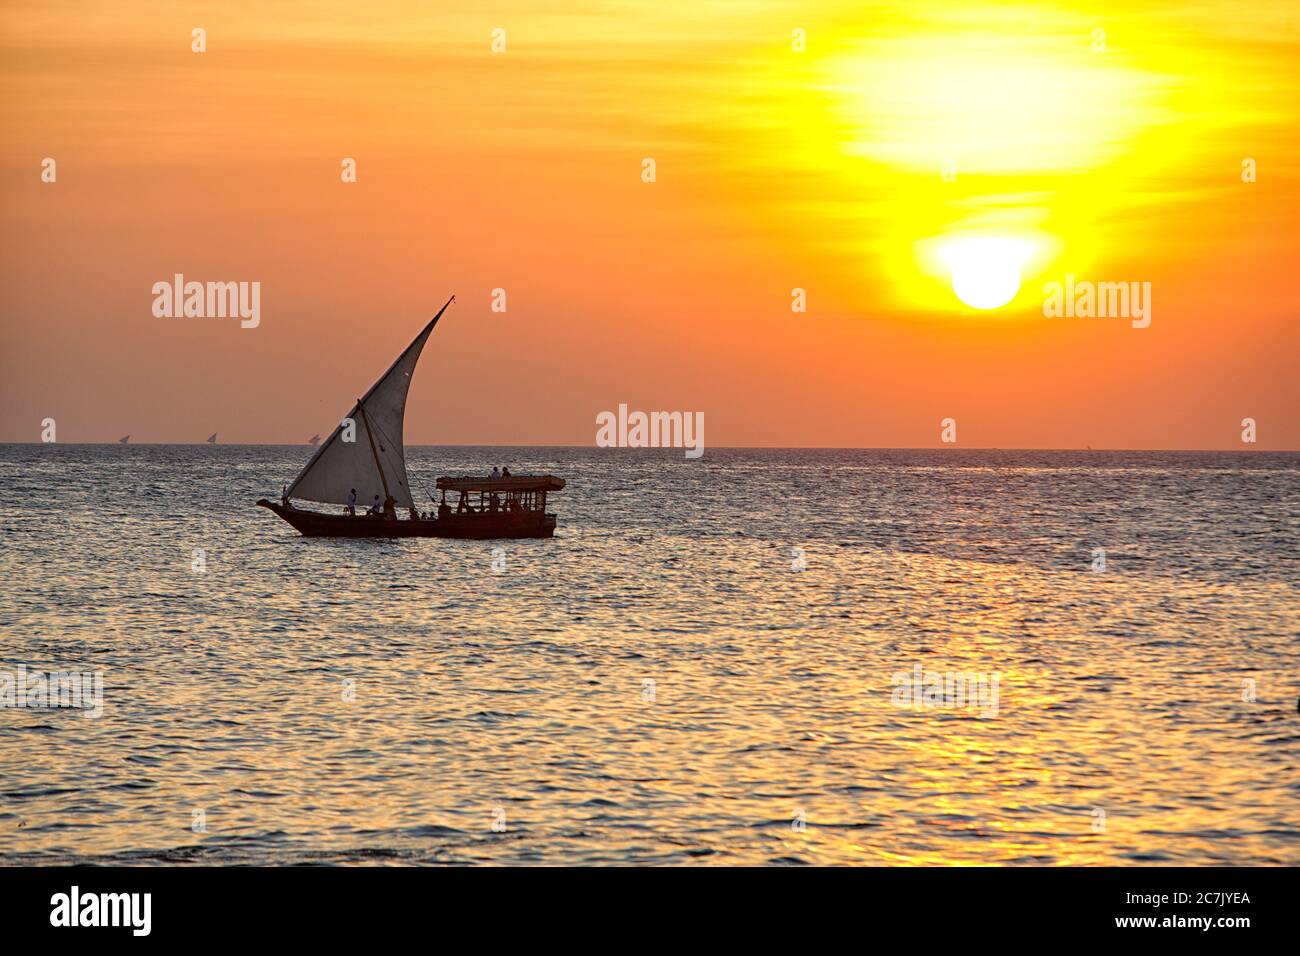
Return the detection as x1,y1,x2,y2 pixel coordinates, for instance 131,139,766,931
1,444,1297,865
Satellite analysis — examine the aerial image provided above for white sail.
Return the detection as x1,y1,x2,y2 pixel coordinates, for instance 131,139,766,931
287,297,453,510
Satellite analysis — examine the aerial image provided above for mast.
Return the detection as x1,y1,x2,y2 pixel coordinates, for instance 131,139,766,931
357,400,392,502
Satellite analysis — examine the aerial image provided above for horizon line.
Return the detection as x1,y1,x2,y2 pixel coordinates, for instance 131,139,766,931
4,441,1297,454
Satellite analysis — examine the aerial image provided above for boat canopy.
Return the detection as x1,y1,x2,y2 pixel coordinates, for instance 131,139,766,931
436,475,565,493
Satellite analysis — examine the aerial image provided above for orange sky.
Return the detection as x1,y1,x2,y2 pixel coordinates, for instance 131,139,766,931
1,1,1297,448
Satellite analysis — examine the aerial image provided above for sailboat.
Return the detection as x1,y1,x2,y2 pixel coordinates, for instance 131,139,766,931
257,295,564,539
308,434,321,446
207,433,218,444
118,435,130,444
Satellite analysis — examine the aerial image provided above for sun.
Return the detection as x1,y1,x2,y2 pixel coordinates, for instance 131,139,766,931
941,237,1028,310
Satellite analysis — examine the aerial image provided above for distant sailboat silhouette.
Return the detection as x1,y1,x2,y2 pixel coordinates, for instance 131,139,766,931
207,433,218,444
118,435,130,444
309,434,321,446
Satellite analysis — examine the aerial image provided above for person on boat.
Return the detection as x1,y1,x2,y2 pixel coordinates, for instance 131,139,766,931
367,494,383,516
347,488,357,516
502,466,512,478
409,507,420,521
383,496,397,520
490,466,501,479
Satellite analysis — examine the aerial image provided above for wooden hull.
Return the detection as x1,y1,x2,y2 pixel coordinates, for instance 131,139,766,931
257,500,557,539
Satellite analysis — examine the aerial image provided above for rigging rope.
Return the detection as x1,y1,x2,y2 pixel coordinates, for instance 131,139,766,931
365,412,440,505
